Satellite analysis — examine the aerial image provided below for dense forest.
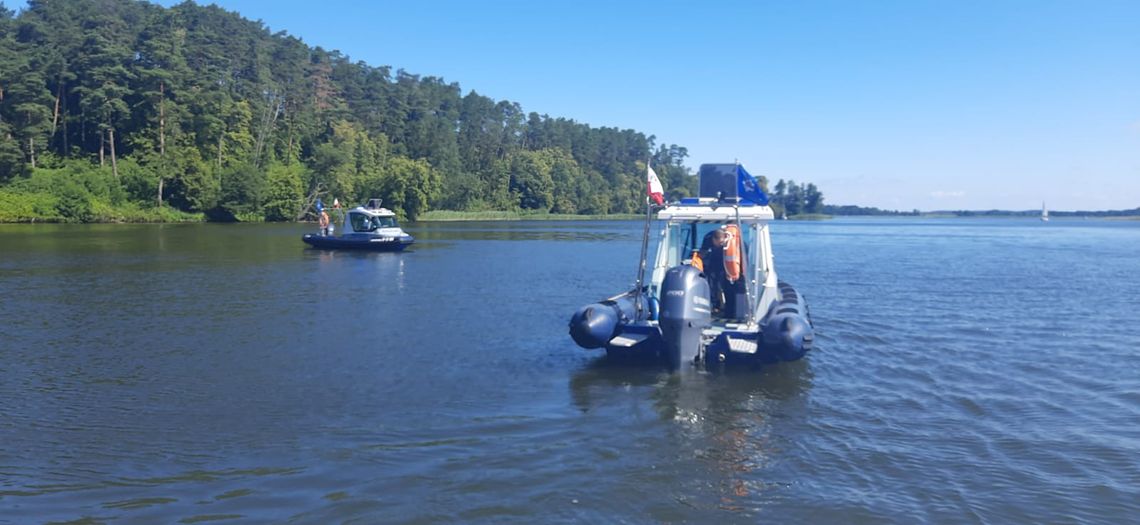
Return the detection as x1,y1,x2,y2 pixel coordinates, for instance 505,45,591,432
0,0,731,223
11,1,1127,224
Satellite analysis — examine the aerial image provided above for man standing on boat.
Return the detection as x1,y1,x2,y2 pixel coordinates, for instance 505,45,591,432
319,208,331,236
695,228,730,316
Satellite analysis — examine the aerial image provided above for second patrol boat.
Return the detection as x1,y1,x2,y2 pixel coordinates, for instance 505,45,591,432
302,198,415,251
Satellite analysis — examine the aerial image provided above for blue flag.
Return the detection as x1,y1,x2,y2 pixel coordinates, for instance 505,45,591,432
736,165,769,205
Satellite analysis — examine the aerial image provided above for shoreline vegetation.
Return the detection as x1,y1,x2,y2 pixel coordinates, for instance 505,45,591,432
2,3,1134,225
6,204,1139,224
0,1,829,225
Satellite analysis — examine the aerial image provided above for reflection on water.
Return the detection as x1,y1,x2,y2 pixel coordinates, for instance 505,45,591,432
568,357,813,513
311,248,408,293
409,220,637,242
569,358,812,417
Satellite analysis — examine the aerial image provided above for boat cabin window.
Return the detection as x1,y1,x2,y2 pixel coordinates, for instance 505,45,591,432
659,222,746,267
652,219,768,320
350,213,398,232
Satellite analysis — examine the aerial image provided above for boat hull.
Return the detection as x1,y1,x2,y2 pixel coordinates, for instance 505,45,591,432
568,280,814,370
302,233,414,251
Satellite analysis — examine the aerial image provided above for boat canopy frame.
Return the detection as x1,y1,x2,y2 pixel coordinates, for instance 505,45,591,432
648,202,778,324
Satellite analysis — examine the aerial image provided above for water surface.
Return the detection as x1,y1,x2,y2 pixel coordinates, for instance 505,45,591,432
1,218,1138,523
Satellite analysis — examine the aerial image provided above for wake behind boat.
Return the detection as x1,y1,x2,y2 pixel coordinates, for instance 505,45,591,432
302,199,414,251
568,163,814,371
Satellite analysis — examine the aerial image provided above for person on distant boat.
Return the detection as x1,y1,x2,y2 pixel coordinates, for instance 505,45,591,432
319,208,331,236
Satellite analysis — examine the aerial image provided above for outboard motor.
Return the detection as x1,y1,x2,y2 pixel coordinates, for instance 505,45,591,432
658,265,712,371
568,294,638,349
761,283,814,361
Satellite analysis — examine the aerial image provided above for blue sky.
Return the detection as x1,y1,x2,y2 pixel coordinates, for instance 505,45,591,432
16,0,1140,210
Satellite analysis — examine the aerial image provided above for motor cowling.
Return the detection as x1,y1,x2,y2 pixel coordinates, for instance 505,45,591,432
658,265,712,370
568,295,637,349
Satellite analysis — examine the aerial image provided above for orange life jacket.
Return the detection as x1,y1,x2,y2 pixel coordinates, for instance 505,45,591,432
690,250,704,272
722,224,742,282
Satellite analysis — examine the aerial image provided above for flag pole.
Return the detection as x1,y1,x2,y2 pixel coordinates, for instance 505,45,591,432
735,162,754,324
633,167,655,319
733,203,754,324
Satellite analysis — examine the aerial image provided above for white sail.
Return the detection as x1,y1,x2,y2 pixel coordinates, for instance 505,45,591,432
1041,202,1049,222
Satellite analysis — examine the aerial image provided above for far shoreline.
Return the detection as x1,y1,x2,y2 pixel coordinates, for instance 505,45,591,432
4,210,1139,225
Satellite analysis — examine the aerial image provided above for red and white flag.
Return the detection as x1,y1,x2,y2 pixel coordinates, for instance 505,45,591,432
647,164,665,205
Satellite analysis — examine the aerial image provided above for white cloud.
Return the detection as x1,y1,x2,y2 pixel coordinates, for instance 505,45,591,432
930,190,966,199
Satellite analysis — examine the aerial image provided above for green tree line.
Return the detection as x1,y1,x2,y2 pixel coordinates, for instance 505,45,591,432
0,0,698,222
768,179,825,217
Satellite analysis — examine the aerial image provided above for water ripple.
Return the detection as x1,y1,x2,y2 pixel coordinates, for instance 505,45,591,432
2,219,1138,523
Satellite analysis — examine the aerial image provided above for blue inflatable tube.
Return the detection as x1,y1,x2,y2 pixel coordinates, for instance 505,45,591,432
568,292,639,349
761,282,814,361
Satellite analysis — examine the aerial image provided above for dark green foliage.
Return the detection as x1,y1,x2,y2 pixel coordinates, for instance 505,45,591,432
507,150,555,211
220,161,265,216
56,182,93,222
804,183,824,213
0,124,26,181
369,156,438,221
166,148,218,212
822,204,921,216
770,178,824,217
262,162,304,221
0,0,827,222
121,152,161,203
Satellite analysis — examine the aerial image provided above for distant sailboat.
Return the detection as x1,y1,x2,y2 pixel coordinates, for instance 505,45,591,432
1041,202,1049,222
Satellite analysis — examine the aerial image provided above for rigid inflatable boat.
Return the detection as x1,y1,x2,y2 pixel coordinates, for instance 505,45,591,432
302,199,414,251
568,163,814,371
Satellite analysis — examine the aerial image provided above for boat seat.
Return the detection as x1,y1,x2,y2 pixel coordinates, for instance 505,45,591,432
724,291,748,319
